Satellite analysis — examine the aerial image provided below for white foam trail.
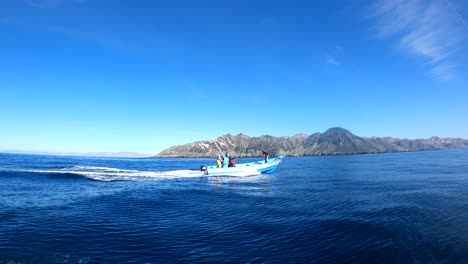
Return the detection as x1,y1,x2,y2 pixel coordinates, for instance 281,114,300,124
32,166,207,182
2,165,264,182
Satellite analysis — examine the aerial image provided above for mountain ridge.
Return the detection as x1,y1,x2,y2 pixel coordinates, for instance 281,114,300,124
154,127,468,158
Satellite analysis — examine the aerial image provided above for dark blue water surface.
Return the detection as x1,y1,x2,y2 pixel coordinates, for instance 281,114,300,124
1,149,468,263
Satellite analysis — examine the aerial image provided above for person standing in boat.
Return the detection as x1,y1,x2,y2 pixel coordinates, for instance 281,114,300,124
223,153,229,168
216,154,222,168
228,156,236,167
262,150,269,163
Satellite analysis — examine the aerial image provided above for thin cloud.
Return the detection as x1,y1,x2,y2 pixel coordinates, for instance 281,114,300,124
369,0,467,80
444,0,468,32
4,1,140,53
430,62,455,81
24,0,62,9
24,0,84,9
259,18,273,25
5,19,135,52
326,57,340,66
326,46,343,66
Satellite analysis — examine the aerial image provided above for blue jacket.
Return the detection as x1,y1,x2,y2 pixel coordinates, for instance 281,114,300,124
223,156,229,167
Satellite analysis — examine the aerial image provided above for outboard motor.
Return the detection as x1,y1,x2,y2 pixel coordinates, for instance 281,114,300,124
200,165,208,175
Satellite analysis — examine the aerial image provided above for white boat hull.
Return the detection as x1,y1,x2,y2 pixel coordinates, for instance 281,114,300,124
202,156,284,176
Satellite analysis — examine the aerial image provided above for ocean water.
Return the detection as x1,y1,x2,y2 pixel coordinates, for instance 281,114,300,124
1,149,468,264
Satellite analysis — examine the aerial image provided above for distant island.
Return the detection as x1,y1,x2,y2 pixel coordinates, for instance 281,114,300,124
0,150,150,158
154,127,468,158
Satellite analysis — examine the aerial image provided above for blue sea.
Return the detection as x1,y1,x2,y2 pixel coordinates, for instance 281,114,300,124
1,149,468,264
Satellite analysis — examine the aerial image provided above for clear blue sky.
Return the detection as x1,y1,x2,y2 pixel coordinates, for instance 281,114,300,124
1,0,467,154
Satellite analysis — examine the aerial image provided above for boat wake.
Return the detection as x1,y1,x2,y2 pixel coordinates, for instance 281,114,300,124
27,166,207,182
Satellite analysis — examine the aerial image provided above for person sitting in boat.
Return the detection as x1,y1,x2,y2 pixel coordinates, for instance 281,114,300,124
262,150,269,163
228,156,236,167
223,153,229,168
216,154,222,168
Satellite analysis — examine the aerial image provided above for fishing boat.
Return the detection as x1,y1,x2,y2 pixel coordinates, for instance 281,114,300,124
200,156,285,176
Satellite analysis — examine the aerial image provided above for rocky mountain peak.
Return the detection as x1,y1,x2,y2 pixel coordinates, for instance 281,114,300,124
293,133,308,139
323,127,354,137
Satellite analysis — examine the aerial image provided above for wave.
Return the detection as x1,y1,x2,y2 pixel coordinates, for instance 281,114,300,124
6,166,207,182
